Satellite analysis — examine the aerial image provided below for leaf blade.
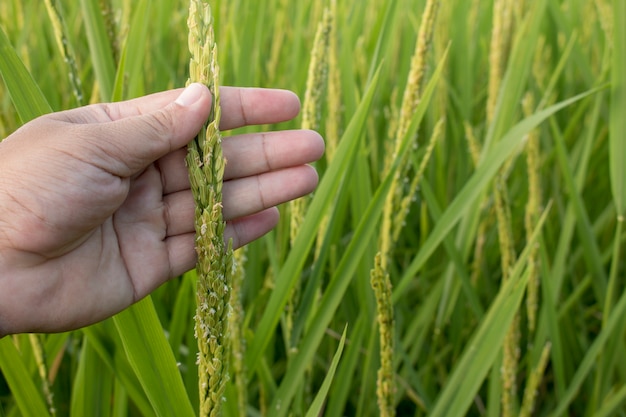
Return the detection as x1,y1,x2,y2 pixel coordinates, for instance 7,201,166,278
0,26,52,123
393,87,602,301
112,298,195,417
0,337,51,417
610,0,626,215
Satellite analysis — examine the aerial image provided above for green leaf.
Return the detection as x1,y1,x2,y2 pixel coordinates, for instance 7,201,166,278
0,26,52,123
111,41,128,103
79,0,116,101
70,339,114,417
420,180,484,319
548,273,626,417
115,0,150,100
82,322,156,417
429,206,551,417
393,87,602,301
592,385,626,417
551,114,607,303
482,0,548,154
325,316,368,416
365,0,400,85
610,0,626,215
245,66,383,373
167,272,195,360
303,326,347,417
268,50,449,416
112,297,195,417
0,337,51,417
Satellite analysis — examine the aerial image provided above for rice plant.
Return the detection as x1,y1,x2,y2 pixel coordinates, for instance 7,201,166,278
1,0,625,416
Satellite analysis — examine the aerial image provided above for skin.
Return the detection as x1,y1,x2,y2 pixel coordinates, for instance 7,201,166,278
0,83,324,337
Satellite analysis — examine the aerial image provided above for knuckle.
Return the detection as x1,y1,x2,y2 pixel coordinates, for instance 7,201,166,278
148,108,177,143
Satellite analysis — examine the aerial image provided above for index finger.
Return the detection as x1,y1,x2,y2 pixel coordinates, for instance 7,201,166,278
55,86,301,131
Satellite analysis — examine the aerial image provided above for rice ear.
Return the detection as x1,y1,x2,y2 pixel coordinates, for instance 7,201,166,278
185,1,233,416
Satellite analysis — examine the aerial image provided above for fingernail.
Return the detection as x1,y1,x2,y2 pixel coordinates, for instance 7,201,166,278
175,83,205,106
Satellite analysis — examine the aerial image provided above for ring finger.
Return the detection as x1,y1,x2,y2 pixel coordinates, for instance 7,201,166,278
163,164,318,236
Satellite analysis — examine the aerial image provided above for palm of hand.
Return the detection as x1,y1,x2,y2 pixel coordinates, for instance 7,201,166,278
0,85,323,335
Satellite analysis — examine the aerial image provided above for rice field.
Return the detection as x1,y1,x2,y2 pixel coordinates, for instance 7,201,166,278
1,0,625,416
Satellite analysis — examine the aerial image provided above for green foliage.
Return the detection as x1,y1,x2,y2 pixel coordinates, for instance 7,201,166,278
0,0,624,416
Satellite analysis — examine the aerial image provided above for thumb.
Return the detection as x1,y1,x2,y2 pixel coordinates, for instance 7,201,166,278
82,83,212,177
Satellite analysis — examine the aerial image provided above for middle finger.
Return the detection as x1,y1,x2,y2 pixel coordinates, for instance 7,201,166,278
163,164,318,236
159,129,324,195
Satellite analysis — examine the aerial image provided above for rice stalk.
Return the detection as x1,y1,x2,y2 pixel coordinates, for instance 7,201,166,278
464,121,490,287
532,36,551,91
43,0,84,105
501,312,520,417
289,5,332,245
495,164,520,417
266,0,288,80
229,248,248,415
371,253,395,417
433,2,450,123
392,117,444,243
601,0,625,378
523,92,541,334
301,5,332,134
98,0,119,63
468,0,481,40
607,0,624,217
486,0,514,122
286,7,332,366
514,0,527,23
29,334,56,417
395,0,440,141
494,177,516,281
315,0,339,260
487,1,520,415
120,0,131,42
470,216,489,286
370,5,440,411
185,1,233,416
89,82,100,105
259,382,267,417
385,89,400,156
325,0,341,161
608,0,625,238
464,122,481,168
486,0,505,123
595,0,613,47
494,172,520,417
519,343,551,417
380,0,440,269
464,122,491,288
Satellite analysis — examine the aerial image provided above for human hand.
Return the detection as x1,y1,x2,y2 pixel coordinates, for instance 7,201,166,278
0,83,323,336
